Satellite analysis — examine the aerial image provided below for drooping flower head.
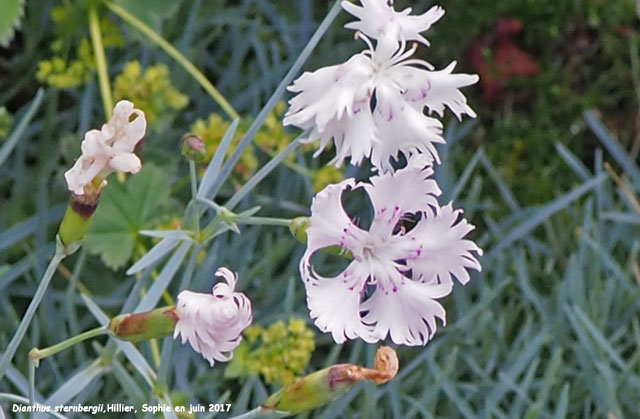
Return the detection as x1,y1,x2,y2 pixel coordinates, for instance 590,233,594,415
174,268,253,366
300,156,482,345
64,100,146,195
283,3,478,172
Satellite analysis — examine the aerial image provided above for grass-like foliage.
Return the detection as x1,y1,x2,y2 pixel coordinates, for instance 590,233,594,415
1,0,639,418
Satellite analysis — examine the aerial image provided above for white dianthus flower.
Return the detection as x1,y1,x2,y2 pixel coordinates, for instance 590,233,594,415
64,100,146,195
300,156,482,345
174,268,252,366
284,19,478,172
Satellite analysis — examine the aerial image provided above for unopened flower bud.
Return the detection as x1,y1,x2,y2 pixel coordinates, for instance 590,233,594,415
109,306,178,342
181,134,207,163
263,346,398,415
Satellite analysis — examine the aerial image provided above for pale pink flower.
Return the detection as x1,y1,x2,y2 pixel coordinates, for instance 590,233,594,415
64,100,146,195
300,156,482,345
174,268,252,366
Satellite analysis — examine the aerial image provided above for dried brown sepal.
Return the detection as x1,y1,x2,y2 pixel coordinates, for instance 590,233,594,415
262,346,399,415
348,345,399,384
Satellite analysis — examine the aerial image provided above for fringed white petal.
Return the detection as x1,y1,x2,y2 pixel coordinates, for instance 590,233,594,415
284,53,374,133
362,278,452,345
302,261,376,344
399,62,479,120
405,203,483,285
371,79,446,168
305,179,368,259
363,154,441,222
174,268,252,366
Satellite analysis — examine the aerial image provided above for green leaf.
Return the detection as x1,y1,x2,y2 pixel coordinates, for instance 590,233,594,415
113,0,179,29
0,0,24,47
85,164,173,270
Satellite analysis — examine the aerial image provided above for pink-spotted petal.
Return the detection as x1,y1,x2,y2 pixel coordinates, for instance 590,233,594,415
370,85,444,172
362,278,452,345
405,203,482,285
363,154,441,224
400,62,479,120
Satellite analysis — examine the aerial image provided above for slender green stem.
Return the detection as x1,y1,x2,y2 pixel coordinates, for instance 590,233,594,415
89,4,113,119
29,326,108,364
28,360,35,410
0,248,65,381
189,160,201,235
65,248,88,361
234,216,293,227
189,160,198,201
106,1,239,120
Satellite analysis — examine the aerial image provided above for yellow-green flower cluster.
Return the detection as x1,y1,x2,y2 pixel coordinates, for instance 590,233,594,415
192,102,325,185
36,38,94,89
113,61,189,126
0,107,12,138
36,5,124,89
225,318,315,385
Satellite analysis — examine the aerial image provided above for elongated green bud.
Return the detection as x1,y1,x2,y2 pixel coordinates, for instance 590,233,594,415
109,306,178,342
263,346,398,415
57,181,105,252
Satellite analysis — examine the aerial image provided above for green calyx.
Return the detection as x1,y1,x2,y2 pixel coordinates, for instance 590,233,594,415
262,364,358,414
57,185,103,252
109,306,178,342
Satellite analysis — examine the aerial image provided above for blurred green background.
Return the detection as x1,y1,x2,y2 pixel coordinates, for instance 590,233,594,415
1,0,639,417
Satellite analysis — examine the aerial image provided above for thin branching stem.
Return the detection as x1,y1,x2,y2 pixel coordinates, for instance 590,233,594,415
234,216,293,227
29,326,108,364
